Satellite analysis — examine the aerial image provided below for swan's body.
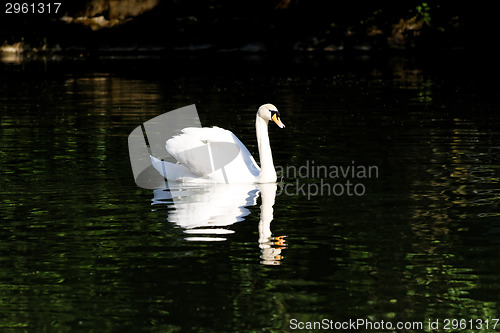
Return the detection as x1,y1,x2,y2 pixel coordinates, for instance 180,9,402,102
151,104,285,184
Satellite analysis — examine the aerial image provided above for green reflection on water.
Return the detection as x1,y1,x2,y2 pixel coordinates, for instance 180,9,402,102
1,56,500,331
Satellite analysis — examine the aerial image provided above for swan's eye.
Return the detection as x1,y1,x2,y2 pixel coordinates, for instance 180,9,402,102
270,110,280,118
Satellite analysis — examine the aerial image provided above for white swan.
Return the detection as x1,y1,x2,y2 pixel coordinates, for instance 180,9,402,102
151,104,285,184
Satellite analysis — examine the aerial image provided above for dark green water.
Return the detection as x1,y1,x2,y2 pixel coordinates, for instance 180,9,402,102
1,53,500,332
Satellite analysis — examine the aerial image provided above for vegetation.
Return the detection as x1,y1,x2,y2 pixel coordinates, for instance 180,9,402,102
0,1,497,53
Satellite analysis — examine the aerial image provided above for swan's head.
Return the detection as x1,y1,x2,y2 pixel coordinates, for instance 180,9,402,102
258,104,285,128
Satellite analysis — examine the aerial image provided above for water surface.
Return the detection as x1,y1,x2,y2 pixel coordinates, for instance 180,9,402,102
1,54,500,332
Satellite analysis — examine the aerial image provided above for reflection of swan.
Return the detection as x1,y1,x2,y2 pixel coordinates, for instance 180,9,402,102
151,104,285,184
153,183,259,241
152,182,286,264
258,183,286,265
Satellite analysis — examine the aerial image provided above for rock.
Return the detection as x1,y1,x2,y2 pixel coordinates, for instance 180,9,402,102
61,0,160,30
0,42,28,53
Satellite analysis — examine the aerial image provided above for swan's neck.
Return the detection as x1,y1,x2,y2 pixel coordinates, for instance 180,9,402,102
256,115,277,183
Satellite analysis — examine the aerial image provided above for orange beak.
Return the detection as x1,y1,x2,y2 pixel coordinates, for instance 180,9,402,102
272,113,285,128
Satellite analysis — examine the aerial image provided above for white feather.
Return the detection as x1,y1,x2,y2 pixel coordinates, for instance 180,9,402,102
151,104,283,184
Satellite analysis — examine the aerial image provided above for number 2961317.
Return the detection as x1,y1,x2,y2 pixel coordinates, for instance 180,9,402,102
5,3,61,14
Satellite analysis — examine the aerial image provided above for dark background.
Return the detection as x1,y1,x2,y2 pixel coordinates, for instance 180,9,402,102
1,0,498,54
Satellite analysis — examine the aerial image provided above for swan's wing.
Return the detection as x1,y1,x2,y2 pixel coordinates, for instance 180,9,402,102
150,155,199,181
182,126,261,172
165,127,260,181
165,131,214,176
180,126,234,142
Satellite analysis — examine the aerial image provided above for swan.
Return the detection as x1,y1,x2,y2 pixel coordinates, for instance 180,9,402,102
150,104,285,184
